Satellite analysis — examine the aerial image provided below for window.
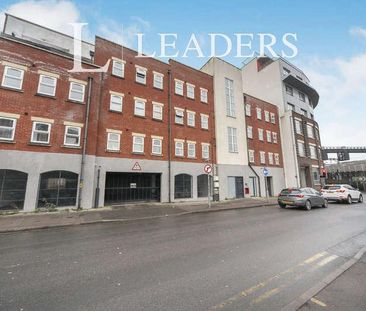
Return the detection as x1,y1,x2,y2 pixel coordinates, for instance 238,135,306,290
285,84,293,95
152,102,163,120
0,117,16,141
2,66,24,90
297,141,305,157
187,111,195,127
266,130,272,142
152,137,162,155
247,126,253,139
249,150,255,163
200,88,208,103
202,143,210,159
256,107,262,120
0,169,27,210
174,174,192,199
272,132,278,143
38,74,57,96
135,66,147,84
187,142,196,158
175,80,184,95
134,99,146,117
312,168,320,184
107,132,120,151
274,153,280,165
268,152,274,165
200,114,209,129
175,140,184,156
175,108,184,124
299,91,305,102
260,151,266,164
225,78,235,117
310,145,317,159
112,60,125,78
110,94,123,112
153,72,163,89
307,124,314,139
264,111,270,122
301,109,308,117
31,122,51,144
69,82,85,103
287,103,295,111
227,127,238,153
270,112,275,124
295,119,303,135
64,126,81,147
310,113,314,120
245,104,251,116
132,135,145,153
187,84,195,99
197,174,213,198
283,67,290,75
258,128,264,141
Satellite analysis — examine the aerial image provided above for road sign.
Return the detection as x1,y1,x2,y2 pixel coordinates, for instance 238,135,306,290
204,164,212,174
263,167,269,176
132,162,142,171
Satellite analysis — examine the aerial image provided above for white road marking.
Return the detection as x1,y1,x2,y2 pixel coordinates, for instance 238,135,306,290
317,255,338,266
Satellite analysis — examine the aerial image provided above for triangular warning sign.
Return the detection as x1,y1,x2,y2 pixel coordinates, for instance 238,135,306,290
132,162,142,171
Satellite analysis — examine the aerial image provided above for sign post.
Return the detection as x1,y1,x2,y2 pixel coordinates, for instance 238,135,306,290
263,167,269,202
204,164,212,208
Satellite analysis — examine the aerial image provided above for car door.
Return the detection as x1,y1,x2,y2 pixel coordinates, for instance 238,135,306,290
310,188,322,205
305,188,317,205
345,185,357,200
349,186,359,199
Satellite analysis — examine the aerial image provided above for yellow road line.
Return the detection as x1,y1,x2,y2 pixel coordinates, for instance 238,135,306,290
317,255,338,266
250,287,281,305
304,252,328,264
311,297,327,307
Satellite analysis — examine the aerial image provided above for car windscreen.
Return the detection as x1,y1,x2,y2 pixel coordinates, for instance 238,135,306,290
323,186,341,190
280,189,301,195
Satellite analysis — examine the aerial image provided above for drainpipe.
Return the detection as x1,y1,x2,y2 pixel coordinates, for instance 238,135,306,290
289,114,300,187
167,69,172,203
77,76,93,210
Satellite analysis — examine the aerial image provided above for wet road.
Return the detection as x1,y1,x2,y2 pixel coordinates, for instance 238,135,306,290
1,201,366,311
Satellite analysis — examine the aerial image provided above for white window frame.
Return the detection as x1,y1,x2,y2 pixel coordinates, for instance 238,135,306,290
245,104,251,116
200,114,209,130
310,145,317,159
175,140,184,157
134,98,146,117
258,128,264,141
274,153,280,165
112,59,125,78
68,82,85,103
299,91,306,102
175,80,184,95
266,130,272,143
187,111,196,127
272,132,278,143
286,84,293,95
260,151,266,164
268,152,274,165
31,121,51,144
201,143,210,159
225,78,235,117
153,72,164,89
64,126,81,147
187,83,195,99
264,111,270,122
297,140,305,157
187,142,196,158
249,150,255,163
152,102,163,120
200,88,208,103
135,66,147,84
270,112,276,124
110,94,123,112
151,137,163,155
307,124,314,139
37,74,57,96
107,132,121,151
228,127,238,153
1,66,24,90
0,117,16,141
247,126,253,139
256,107,262,120
175,108,184,124
295,119,303,135
132,134,145,153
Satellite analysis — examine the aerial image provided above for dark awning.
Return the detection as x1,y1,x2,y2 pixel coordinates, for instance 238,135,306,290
283,74,319,108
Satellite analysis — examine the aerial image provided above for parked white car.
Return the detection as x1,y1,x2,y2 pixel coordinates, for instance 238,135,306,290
321,184,363,204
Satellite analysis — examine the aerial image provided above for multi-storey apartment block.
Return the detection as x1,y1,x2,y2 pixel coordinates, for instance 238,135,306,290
241,57,323,189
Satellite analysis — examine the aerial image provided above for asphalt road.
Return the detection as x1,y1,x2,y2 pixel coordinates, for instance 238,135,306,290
1,201,366,311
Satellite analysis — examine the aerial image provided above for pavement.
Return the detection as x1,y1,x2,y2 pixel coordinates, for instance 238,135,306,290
1,201,366,311
0,197,278,232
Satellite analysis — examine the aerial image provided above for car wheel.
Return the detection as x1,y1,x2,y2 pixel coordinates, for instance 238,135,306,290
322,199,328,208
359,195,363,203
305,200,312,211
347,195,352,205
279,203,286,209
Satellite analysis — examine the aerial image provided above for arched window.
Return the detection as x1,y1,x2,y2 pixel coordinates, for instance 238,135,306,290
0,170,27,210
174,174,192,199
197,174,213,198
38,171,78,207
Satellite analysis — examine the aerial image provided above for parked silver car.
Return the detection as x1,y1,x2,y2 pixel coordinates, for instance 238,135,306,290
278,187,328,211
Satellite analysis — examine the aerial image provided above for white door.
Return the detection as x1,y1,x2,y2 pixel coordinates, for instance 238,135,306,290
228,177,236,198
